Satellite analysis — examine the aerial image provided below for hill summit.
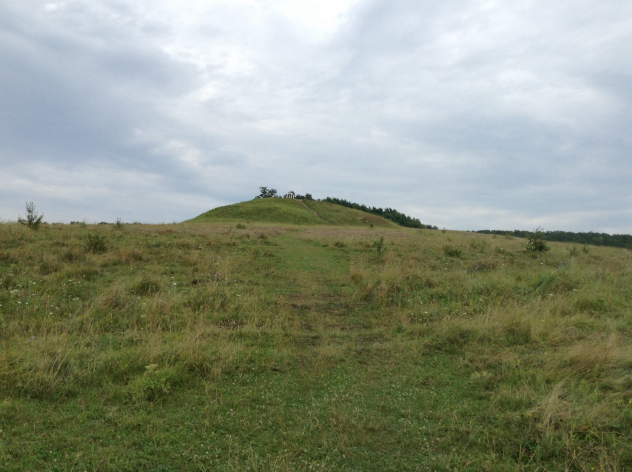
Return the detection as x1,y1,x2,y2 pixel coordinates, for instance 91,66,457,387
188,198,397,227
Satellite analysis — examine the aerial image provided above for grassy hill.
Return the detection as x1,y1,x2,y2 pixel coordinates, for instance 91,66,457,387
1,221,631,470
188,197,398,227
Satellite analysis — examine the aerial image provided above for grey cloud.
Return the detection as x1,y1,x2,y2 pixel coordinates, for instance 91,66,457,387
0,2,206,191
0,0,630,232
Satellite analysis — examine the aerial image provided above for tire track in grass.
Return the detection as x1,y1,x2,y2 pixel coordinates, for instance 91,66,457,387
254,230,353,323
270,231,349,294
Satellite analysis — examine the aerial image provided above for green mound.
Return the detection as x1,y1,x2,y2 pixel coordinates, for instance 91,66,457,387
188,198,397,227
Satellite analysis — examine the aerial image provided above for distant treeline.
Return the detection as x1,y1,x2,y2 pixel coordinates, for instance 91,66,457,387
476,230,632,249
324,197,438,229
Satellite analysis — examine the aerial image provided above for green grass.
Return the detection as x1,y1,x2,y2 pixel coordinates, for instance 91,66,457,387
1,222,631,470
187,198,397,228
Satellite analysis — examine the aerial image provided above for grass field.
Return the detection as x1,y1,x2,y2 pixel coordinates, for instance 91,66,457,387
1,218,631,470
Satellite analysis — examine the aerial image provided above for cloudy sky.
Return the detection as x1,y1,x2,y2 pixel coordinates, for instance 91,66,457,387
1,0,630,232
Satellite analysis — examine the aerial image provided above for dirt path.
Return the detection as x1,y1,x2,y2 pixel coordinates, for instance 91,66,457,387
253,230,350,303
299,199,332,224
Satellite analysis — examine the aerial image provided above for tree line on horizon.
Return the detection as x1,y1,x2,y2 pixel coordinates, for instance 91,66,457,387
254,188,630,243
475,229,632,249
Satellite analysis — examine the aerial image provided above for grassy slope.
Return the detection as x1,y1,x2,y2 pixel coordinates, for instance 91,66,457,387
1,222,631,470
188,198,397,228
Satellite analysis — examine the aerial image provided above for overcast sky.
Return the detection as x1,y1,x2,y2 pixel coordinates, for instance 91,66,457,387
1,0,630,232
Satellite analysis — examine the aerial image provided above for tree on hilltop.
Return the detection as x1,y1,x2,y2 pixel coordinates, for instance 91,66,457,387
255,187,278,199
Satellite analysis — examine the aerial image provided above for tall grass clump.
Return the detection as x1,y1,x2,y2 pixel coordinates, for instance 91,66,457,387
372,236,386,257
442,244,462,258
85,233,107,253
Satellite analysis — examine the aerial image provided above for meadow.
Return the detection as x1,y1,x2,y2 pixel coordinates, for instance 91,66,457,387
0,217,631,470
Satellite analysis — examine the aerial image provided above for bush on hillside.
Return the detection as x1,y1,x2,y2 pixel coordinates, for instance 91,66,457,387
85,233,107,253
525,227,549,253
18,202,44,231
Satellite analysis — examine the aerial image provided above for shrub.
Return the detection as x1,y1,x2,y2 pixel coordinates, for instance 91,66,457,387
469,239,489,253
130,278,161,296
130,365,177,402
85,233,107,253
373,236,386,256
525,227,549,253
443,245,462,258
61,249,84,262
18,201,44,231
114,218,125,230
